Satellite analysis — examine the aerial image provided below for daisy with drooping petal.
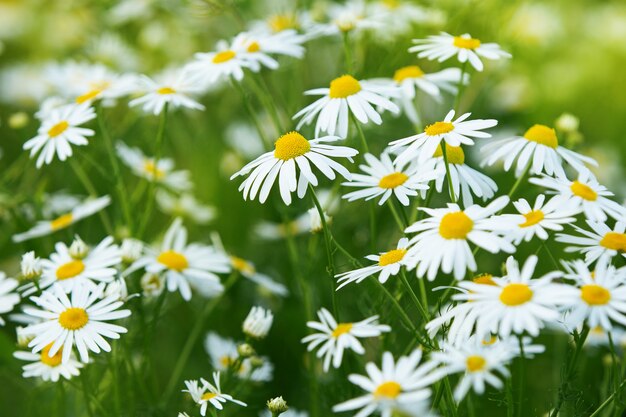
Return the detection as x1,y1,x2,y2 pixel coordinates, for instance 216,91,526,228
23,103,95,168
507,195,580,244
333,350,443,417
129,67,205,115
390,109,498,165
405,196,517,280
336,238,413,289
409,32,511,72
230,256,288,296
13,195,111,243
481,124,597,177
71,64,136,105
183,372,246,415
530,172,626,223
0,272,20,325
230,131,358,205
342,152,441,206
302,308,391,372
556,220,626,264
293,75,399,139
23,284,130,363
452,256,570,337
14,345,83,382
561,258,626,330
127,218,229,301
116,142,192,191
204,332,273,382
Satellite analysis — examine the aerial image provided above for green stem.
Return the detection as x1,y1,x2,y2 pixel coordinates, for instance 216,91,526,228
387,199,405,231
517,336,525,417
231,76,271,150
590,379,626,417
351,113,369,153
248,75,284,135
440,144,457,204
418,278,430,320
453,61,468,113
507,160,531,201
342,31,353,73
399,269,428,320
69,158,114,235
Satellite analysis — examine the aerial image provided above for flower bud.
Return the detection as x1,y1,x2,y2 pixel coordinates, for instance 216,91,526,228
16,327,34,348
20,251,42,280
141,272,164,297
242,306,273,339
555,113,579,133
8,112,29,129
237,343,255,358
120,238,143,264
267,396,288,415
69,236,89,259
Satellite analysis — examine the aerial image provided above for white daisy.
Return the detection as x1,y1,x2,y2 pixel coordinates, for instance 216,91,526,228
481,124,597,177
13,195,111,243
156,191,216,225
71,64,135,105
336,238,413,289
405,196,517,281
13,344,83,382
530,172,626,223
333,350,443,417
230,30,305,71
506,195,579,244
302,308,391,372
23,103,95,168
187,44,256,85
293,75,399,139
452,256,570,337
342,152,441,206
409,32,511,72
183,372,246,415
126,218,229,301
23,284,130,363
116,142,192,191
556,220,626,265
326,1,383,34
0,272,20,325
230,256,288,296
242,306,273,339
561,258,626,330
230,131,358,205
129,67,205,115
204,332,273,382
390,109,498,165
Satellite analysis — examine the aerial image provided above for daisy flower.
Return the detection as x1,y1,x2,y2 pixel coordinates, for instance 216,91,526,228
0,272,20,325
326,1,382,34
430,144,498,206
530,172,626,223
187,44,256,85
302,308,391,372
561,258,626,330
156,191,216,224
432,336,515,401
390,109,498,165
293,75,399,139
230,255,288,296
342,152,441,206
14,344,83,382
71,64,135,105
129,67,205,115
405,196,516,281
37,236,121,293
230,30,305,71
336,238,413,289
333,350,443,417
481,124,597,177
183,372,246,415
116,142,192,191
126,218,229,301
452,256,570,337
242,306,273,339
506,195,579,244
13,195,111,243
23,103,95,168
23,284,131,363
409,32,511,72
556,220,626,264
230,131,358,205
204,332,273,381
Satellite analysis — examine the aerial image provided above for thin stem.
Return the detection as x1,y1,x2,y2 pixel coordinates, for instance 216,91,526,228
589,379,626,417
399,269,428,320
248,75,284,135
351,113,369,153
342,31,353,73
440,144,457,204
453,61,468,113
69,158,114,235
231,77,271,150
507,161,532,201
541,241,561,270
418,278,430,320
387,199,405,232
517,336,525,417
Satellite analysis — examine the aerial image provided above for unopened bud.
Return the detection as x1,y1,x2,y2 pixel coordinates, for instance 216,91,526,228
242,306,273,339
237,343,255,358
21,251,42,280
267,396,288,415
9,112,29,129
120,238,143,264
69,236,89,259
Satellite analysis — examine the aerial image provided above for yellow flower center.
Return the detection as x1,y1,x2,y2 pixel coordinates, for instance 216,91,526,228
40,344,63,367
331,323,353,338
378,172,409,189
157,250,189,272
581,284,611,306
48,121,69,138
600,232,626,252
482,335,498,345
466,355,487,372
157,87,176,95
268,14,299,32
274,131,311,161
523,124,558,148
473,273,496,285
231,256,256,275
143,160,165,179
519,210,544,228
439,212,473,239
374,381,402,398
570,181,597,201
247,41,261,53
58,307,89,330
453,36,481,49
499,283,533,306
213,50,236,63
56,260,85,280
50,213,74,231
329,75,362,99
393,65,424,83
424,121,454,136
201,393,217,401
378,249,407,266
433,144,465,164
76,89,103,104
